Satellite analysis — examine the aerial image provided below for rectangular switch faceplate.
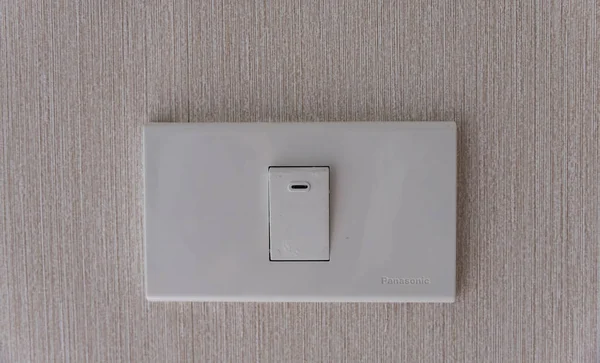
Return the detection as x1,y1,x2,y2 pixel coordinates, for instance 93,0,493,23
268,167,329,261
144,122,456,302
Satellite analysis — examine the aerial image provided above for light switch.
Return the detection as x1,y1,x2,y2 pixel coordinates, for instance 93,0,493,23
145,122,456,302
268,166,330,261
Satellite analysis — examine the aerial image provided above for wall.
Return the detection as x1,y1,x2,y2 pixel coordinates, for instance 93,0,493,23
0,0,598,361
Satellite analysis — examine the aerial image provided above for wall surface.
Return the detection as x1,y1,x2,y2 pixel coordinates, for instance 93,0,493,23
0,0,598,362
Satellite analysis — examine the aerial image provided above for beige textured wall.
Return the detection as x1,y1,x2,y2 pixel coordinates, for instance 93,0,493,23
1,0,598,362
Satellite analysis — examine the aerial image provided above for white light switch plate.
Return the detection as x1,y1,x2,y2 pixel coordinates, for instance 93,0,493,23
144,122,456,302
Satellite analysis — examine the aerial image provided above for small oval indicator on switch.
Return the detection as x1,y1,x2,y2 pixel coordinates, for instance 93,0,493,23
288,182,310,191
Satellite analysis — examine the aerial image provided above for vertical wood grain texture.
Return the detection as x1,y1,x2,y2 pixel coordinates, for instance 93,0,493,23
0,0,598,361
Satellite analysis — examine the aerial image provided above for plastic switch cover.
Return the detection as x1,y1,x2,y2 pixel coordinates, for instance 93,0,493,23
143,122,456,302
